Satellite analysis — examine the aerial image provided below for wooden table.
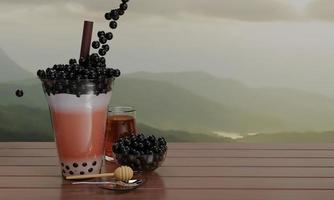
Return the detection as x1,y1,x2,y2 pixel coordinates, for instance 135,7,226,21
2,143,334,200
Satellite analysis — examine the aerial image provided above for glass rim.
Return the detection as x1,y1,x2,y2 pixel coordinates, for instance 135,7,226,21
108,106,136,113
39,77,115,82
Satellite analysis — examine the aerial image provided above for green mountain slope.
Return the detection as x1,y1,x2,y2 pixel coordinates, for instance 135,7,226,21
0,105,232,142
0,76,284,133
110,77,283,132
129,71,334,131
0,78,47,108
0,48,33,82
0,105,52,141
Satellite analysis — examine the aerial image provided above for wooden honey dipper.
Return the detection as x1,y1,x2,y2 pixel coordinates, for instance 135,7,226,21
66,166,134,181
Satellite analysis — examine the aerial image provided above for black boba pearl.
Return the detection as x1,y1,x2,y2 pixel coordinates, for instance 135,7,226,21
138,143,144,149
53,64,60,70
90,53,99,62
88,168,93,173
88,72,97,79
102,44,109,52
97,31,105,38
56,71,66,80
61,163,64,167
69,171,74,175
46,68,52,74
110,9,120,20
15,89,24,97
92,161,97,166
37,69,46,78
119,3,128,11
99,57,106,64
106,68,113,77
69,72,76,80
109,21,117,29
65,166,70,170
96,62,103,68
105,12,112,20
82,162,87,167
69,58,77,65
82,74,89,79
113,69,121,77
73,163,78,168
98,49,106,56
117,9,125,16
92,41,100,49
80,171,85,175
100,63,106,68
124,138,131,146
122,0,129,2
105,32,113,40
99,37,107,44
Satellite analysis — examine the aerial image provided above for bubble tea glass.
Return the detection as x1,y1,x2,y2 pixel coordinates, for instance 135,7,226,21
104,106,137,161
41,78,113,177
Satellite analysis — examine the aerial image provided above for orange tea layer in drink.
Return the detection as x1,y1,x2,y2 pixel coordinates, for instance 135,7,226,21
50,108,107,159
47,93,111,176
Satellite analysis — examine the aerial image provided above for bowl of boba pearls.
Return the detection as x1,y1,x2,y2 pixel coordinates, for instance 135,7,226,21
112,134,168,171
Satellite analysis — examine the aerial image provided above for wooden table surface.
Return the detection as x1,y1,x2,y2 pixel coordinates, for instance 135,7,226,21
2,143,334,200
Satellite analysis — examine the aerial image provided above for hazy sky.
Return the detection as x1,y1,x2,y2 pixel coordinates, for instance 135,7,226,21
2,0,334,96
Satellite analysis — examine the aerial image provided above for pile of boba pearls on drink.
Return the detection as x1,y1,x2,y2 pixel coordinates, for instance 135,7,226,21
36,0,131,97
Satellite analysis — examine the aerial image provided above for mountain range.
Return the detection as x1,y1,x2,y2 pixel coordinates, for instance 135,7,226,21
128,71,334,132
2,49,334,136
0,48,32,82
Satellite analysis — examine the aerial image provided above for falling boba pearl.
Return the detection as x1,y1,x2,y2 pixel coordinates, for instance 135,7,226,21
113,69,121,77
105,12,112,20
110,10,120,20
92,41,100,49
15,89,24,97
69,58,77,65
97,31,105,38
99,37,107,44
119,3,128,11
118,9,125,16
102,44,109,52
98,49,106,56
109,21,118,29
105,32,113,40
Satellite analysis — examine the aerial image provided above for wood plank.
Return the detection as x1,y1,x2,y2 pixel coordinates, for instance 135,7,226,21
2,176,334,189
3,142,334,150
3,189,334,200
3,148,334,158
3,166,334,178
2,157,334,167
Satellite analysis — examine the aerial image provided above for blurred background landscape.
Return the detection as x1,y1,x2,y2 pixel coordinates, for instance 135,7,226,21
2,0,334,142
